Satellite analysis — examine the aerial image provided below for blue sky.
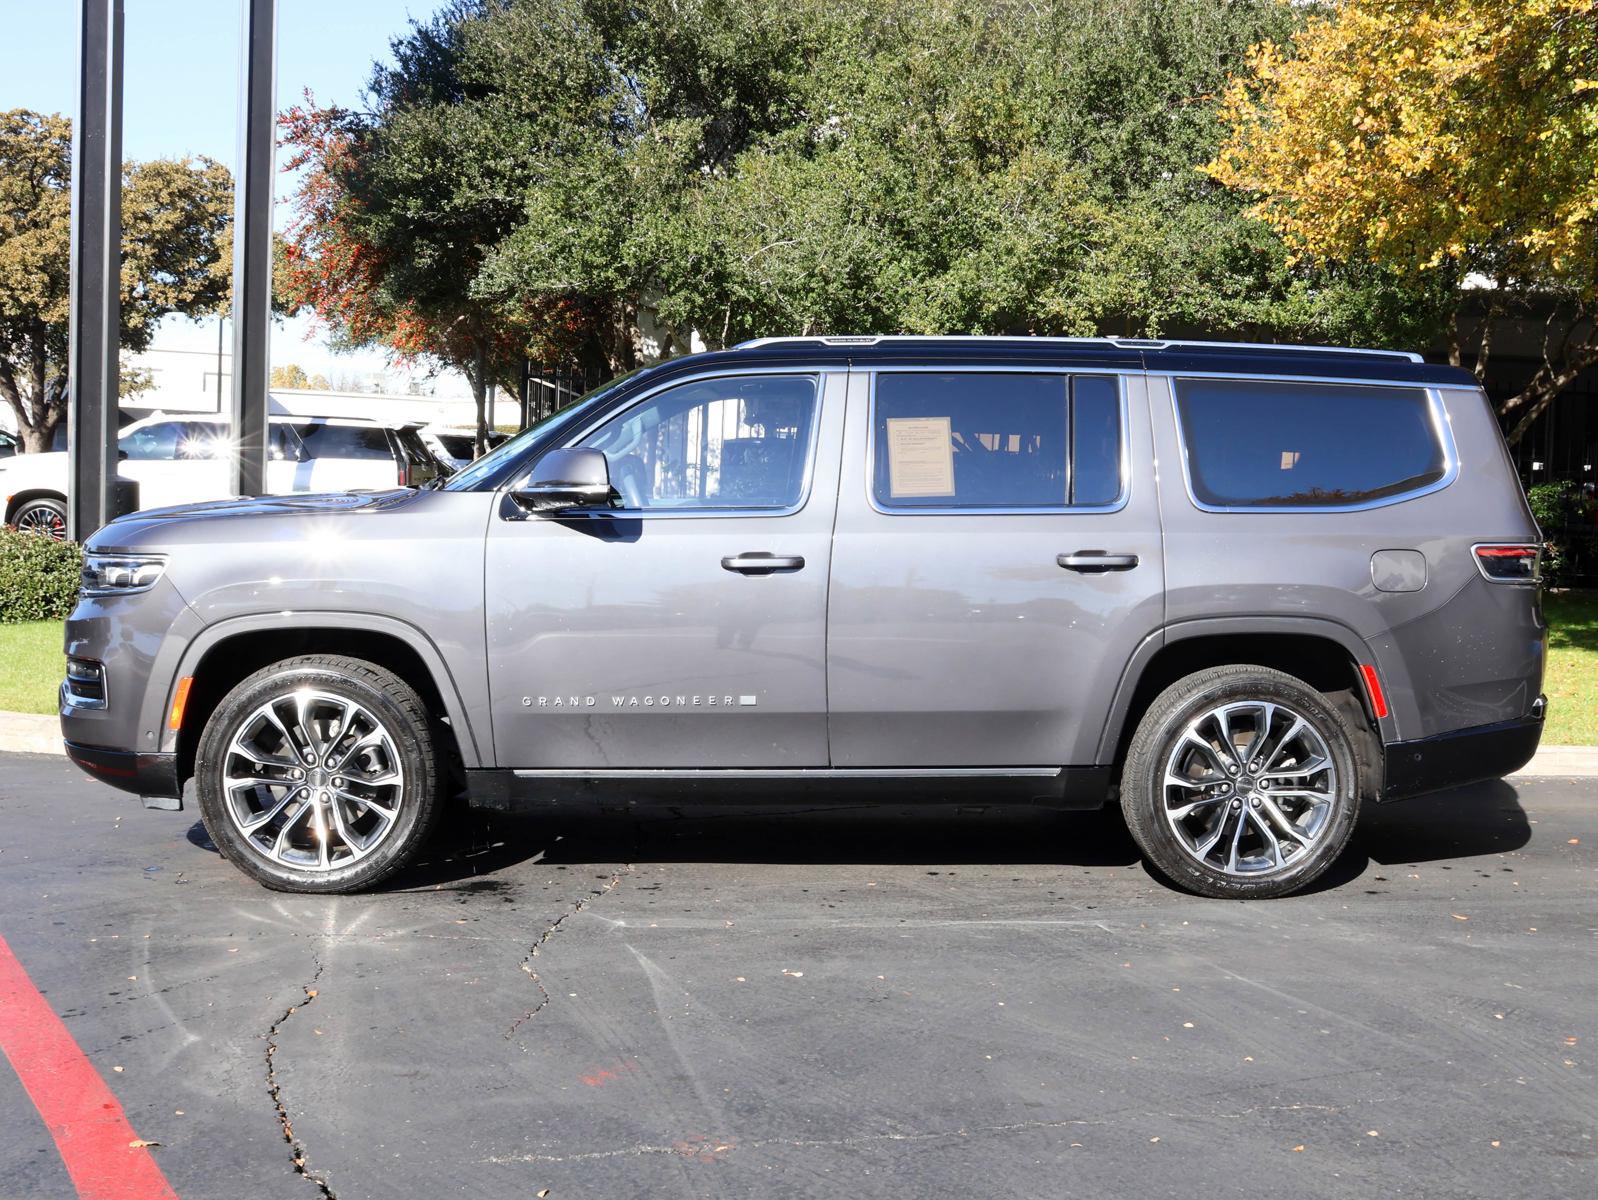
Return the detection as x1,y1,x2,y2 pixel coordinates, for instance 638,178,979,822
3,0,460,392
3,0,430,165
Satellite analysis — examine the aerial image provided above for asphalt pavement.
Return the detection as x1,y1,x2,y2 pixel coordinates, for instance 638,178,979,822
0,751,1593,1200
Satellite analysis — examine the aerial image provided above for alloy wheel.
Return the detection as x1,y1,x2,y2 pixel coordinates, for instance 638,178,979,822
221,689,405,872
1161,700,1337,877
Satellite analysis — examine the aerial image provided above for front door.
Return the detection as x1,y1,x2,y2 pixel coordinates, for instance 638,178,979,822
486,369,845,768
826,367,1165,768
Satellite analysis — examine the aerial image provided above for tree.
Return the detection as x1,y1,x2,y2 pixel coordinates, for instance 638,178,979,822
283,0,1441,413
269,363,330,390
1206,0,1598,444
0,109,233,452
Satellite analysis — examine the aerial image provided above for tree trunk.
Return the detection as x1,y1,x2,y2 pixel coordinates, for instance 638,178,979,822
472,339,489,458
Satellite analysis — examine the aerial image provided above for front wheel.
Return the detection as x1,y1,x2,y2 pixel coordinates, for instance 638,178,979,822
195,655,444,893
1120,665,1362,899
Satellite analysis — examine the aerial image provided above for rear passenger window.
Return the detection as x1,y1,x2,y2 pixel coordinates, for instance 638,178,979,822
293,423,394,461
871,373,1122,509
1174,379,1446,508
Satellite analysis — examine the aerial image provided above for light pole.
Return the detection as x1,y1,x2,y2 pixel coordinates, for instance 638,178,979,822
229,0,276,496
66,0,123,540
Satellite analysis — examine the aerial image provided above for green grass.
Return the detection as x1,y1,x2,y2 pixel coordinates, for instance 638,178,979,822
1544,590,1598,746
0,621,64,715
1,593,1595,740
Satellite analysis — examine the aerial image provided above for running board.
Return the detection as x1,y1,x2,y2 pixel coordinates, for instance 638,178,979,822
466,765,1111,812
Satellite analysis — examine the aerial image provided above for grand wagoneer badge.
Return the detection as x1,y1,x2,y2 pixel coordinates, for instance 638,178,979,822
522,694,759,708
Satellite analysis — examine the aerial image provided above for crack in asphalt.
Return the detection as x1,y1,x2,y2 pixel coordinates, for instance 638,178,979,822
264,955,336,1199
506,865,632,1040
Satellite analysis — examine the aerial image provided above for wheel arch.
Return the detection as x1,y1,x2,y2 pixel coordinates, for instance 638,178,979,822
4,488,67,525
1098,618,1394,799
168,614,482,789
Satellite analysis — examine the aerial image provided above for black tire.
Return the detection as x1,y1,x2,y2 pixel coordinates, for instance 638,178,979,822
12,496,68,541
195,655,444,893
1120,664,1362,899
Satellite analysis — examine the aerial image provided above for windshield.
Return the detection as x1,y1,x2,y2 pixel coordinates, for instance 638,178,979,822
442,368,645,492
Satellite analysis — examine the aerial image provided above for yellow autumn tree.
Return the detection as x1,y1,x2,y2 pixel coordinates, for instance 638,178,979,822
1206,0,1598,444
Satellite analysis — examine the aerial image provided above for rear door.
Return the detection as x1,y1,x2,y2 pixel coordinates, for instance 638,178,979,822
826,366,1164,767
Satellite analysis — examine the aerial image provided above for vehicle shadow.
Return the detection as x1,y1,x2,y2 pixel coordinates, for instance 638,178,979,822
1297,778,1533,894
185,777,1535,896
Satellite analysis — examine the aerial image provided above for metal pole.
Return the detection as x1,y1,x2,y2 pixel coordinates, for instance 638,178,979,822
229,0,276,496
67,0,124,540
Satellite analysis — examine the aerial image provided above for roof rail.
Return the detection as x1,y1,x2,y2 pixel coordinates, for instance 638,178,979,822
731,334,1423,363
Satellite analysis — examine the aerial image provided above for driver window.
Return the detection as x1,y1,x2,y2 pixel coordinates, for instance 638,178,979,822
578,374,817,511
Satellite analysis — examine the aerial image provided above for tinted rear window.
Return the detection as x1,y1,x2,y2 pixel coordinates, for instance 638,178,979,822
871,372,1121,509
1174,379,1446,508
293,423,393,460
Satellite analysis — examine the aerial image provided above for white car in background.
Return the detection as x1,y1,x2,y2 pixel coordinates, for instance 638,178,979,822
0,413,442,539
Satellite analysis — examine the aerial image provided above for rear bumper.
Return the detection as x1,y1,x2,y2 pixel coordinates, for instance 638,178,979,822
64,741,180,800
1381,703,1544,802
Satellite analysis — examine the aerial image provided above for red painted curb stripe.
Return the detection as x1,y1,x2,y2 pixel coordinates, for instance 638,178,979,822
0,934,179,1200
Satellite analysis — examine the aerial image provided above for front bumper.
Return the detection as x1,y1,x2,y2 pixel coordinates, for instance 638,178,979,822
64,741,180,800
1381,701,1545,802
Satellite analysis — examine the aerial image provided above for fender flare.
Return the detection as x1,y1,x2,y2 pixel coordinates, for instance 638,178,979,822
166,611,484,767
1094,614,1406,763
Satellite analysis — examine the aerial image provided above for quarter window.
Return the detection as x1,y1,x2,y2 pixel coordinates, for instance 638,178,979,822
578,374,817,511
1174,378,1446,508
871,372,1122,509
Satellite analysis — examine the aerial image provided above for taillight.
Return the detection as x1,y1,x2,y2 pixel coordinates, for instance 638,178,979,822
1472,543,1540,583
399,463,408,486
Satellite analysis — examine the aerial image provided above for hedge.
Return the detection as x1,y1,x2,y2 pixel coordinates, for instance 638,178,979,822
0,529,84,623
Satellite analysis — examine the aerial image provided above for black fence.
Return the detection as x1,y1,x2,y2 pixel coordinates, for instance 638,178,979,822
517,361,611,429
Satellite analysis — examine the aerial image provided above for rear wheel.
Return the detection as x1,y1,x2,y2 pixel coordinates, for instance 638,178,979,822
12,497,67,541
195,655,444,893
1120,664,1362,899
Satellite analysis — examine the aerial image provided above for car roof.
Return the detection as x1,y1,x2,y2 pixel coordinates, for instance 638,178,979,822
632,335,1475,388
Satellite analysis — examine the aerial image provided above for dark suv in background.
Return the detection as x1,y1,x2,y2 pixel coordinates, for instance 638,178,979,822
59,337,1545,898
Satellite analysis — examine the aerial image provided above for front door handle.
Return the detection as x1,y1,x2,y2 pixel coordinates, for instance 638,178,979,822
722,552,806,575
1058,551,1139,573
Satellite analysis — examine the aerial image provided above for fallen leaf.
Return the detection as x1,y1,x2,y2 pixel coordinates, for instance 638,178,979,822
1292,1145,1305,1153
306,989,318,998
112,1066,124,1073
1490,1140,1501,1148
1366,1130,1380,1137
1565,1036,1579,1045
128,1139,160,1149
1568,838,1579,845
538,1190,550,1198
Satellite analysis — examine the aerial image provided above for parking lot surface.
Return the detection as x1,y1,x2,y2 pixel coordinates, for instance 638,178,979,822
0,751,1594,1199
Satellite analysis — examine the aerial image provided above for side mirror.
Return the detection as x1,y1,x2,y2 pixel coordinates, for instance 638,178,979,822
511,447,619,514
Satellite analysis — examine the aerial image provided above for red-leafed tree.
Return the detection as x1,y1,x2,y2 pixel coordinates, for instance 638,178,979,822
276,1,605,452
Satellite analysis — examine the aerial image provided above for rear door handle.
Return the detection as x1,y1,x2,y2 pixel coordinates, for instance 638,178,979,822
1058,551,1139,573
722,552,806,575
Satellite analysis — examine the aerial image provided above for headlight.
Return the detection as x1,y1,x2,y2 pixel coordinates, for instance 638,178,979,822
81,553,167,596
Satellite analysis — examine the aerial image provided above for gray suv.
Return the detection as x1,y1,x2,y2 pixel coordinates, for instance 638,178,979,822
59,337,1546,898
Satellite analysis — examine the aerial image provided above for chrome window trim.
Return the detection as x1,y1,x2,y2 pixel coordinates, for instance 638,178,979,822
862,366,1132,517
1166,375,1460,515
503,366,835,522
